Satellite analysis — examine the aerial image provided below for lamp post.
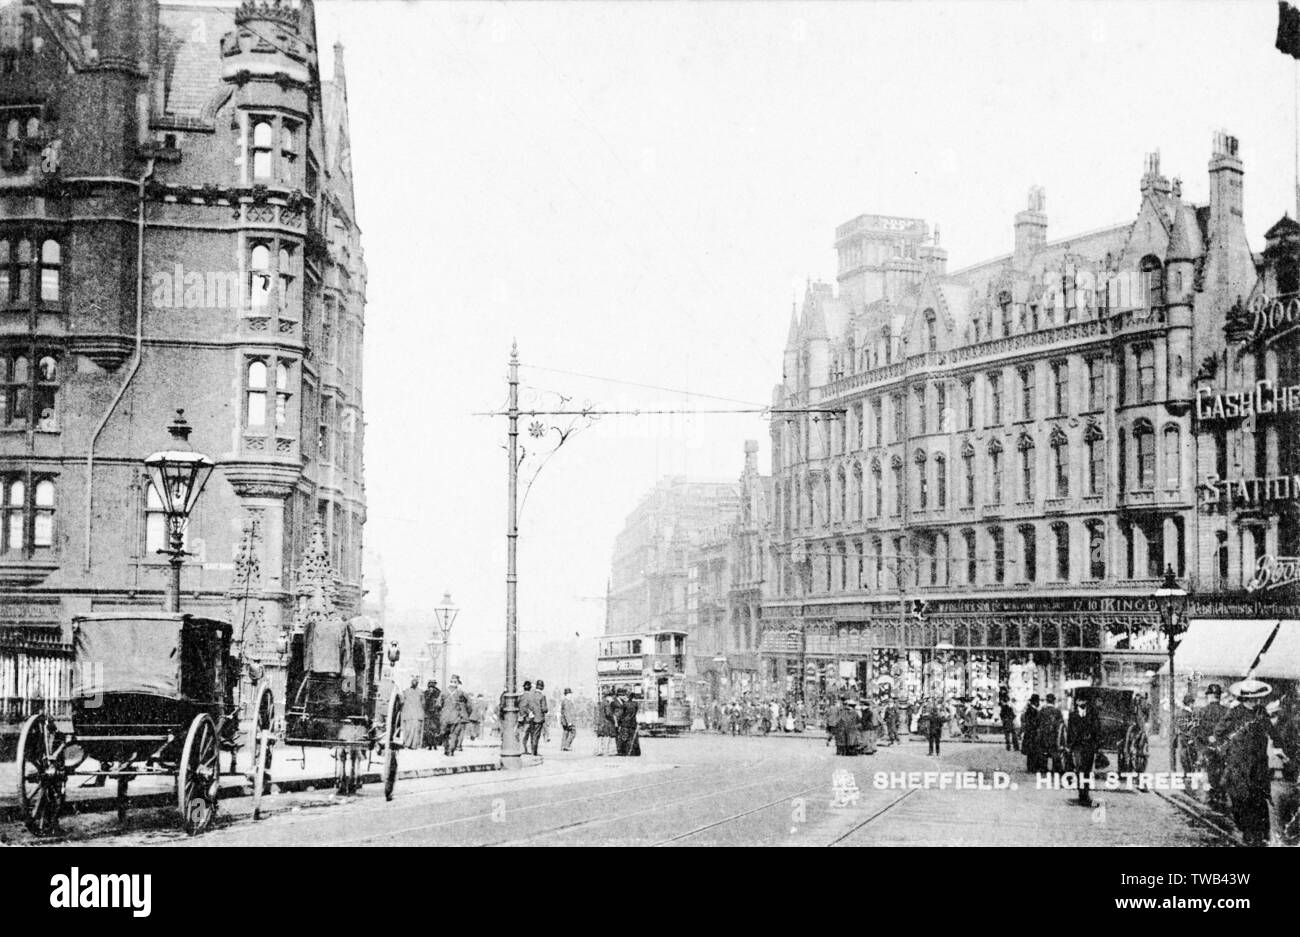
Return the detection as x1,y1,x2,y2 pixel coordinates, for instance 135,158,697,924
434,591,460,690
144,410,215,614
1153,565,1188,773
502,343,522,769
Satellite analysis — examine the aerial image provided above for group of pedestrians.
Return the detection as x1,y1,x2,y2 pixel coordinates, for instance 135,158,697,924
594,686,641,756
824,696,901,755
707,698,809,735
1174,680,1300,847
399,674,480,757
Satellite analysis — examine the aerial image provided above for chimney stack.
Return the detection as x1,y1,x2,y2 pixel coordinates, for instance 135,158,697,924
1014,186,1047,268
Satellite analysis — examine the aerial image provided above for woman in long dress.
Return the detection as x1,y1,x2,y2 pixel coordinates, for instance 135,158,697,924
399,676,425,749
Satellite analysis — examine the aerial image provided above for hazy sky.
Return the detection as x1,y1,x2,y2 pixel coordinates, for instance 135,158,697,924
313,0,1298,659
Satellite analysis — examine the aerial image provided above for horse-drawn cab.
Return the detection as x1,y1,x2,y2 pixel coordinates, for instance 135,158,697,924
1056,686,1150,774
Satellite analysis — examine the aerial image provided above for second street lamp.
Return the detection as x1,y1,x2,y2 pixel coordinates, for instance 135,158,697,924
434,591,460,690
143,410,215,614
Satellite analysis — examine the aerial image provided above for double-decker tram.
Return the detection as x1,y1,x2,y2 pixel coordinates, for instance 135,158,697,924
595,630,691,736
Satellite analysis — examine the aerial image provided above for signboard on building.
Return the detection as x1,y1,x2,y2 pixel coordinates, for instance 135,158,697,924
1200,474,1300,506
1246,555,1300,593
1195,379,1300,422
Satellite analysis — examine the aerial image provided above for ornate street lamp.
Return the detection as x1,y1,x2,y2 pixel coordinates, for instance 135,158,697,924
1153,565,1188,772
144,410,215,614
433,591,460,690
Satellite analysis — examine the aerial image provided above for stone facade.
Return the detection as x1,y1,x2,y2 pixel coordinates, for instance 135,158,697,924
0,1,366,734
761,134,1286,714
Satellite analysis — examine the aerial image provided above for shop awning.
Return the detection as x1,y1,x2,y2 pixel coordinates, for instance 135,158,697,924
1156,619,1279,677
1253,621,1300,680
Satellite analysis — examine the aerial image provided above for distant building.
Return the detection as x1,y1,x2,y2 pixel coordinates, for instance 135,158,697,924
0,1,366,738
606,477,739,681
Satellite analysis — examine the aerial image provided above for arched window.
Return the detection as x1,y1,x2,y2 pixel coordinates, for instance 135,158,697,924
1017,434,1035,501
1019,366,1035,420
870,459,882,518
935,453,947,508
1050,427,1069,498
805,475,814,528
836,465,847,521
39,239,59,302
1086,519,1106,579
990,527,1006,582
1140,255,1164,308
915,449,928,509
0,239,9,300
1020,524,1037,582
247,359,268,426
891,456,903,514
1134,419,1155,490
277,246,294,311
249,243,271,308
961,442,975,506
923,309,937,352
988,439,1004,505
1052,522,1069,580
275,362,291,425
853,462,863,520
1163,424,1181,488
1085,423,1105,496
252,121,274,179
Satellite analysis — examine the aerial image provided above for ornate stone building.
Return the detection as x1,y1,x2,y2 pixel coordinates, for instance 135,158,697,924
763,134,1271,713
0,1,366,740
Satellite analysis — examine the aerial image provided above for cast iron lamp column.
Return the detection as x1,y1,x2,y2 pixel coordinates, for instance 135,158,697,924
1153,565,1188,773
143,411,215,614
434,591,460,690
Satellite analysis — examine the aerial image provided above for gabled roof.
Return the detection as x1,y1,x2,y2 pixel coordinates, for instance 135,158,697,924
1264,214,1300,240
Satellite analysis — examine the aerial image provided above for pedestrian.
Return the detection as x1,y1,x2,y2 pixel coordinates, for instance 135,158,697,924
1220,679,1274,847
560,687,577,752
1175,691,1199,775
468,693,485,741
1194,684,1230,810
1022,694,1042,772
422,679,442,750
615,688,641,756
519,679,543,755
400,675,425,750
1270,688,1300,845
961,700,978,743
860,701,878,754
537,680,552,743
999,692,1018,752
439,675,471,757
825,697,843,751
924,697,943,756
1067,693,1101,806
1036,694,1065,774
595,687,616,755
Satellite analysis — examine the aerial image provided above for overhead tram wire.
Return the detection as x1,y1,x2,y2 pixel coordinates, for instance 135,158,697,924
518,361,769,408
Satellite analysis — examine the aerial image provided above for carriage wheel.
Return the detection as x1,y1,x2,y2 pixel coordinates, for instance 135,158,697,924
384,689,402,802
250,685,275,821
1056,724,1073,773
1128,724,1150,773
16,713,65,837
178,714,220,836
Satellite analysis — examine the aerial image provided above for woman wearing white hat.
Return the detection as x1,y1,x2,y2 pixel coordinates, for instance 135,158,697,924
1220,678,1273,847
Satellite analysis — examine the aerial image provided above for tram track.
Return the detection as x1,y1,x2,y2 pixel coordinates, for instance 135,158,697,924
649,784,822,846
481,766,817,847
1142,787,1242,846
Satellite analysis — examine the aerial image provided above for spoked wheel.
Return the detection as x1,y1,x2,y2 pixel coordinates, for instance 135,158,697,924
250,684,275,821
384,689,402,802
178,714,220,836
17,713,66,837
1056,724,1073,773
1125,724,1150,773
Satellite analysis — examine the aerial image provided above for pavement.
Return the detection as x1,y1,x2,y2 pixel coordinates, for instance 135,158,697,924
0,738,504,826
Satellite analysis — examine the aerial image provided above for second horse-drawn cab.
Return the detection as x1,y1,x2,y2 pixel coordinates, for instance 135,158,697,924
1056,686,1150,774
